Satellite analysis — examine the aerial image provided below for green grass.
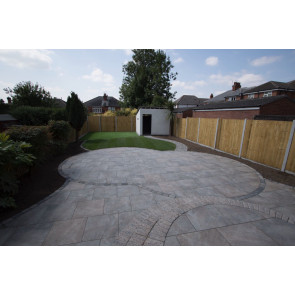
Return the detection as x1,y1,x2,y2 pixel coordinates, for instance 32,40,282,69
81,132,176,151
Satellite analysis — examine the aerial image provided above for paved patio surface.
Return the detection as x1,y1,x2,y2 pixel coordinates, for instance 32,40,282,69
1,144,295,246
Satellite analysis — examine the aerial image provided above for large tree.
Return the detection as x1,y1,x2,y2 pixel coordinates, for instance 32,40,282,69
119,49,177,108
4,81,56,107
66,92,87,142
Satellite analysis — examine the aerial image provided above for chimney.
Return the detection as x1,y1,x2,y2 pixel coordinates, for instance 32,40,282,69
210,93,214,99
232,82,241,91
103,93,108,101
7,97,11,104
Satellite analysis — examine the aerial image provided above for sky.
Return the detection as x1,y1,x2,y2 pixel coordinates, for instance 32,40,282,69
0,49,295,103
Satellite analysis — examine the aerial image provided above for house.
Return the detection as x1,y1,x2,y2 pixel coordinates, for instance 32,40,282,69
208,82,255,102
174,95,208,108
192,95,295,120
84,93,121,114
0,114,18,132
136,107,170,136
242,80,295,100
53,98,66,108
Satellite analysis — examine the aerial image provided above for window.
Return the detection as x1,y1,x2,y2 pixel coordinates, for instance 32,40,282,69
248,94,254,99
108,107,115,111
229,97,236,101
92,107,102,113
263,91,272,97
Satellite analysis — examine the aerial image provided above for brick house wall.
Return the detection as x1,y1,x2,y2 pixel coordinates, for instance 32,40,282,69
260,97,295,115
243,90,295,100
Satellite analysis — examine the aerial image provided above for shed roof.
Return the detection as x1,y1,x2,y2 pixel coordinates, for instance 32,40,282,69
0,114,17,121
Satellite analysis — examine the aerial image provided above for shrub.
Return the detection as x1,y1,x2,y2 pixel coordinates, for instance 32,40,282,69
48,120,71,155
0,133,35,208
6,125,49,160
50,108,67,121
11,106,52,125
103,110,115,116
48,120,71,141
10,106,68,125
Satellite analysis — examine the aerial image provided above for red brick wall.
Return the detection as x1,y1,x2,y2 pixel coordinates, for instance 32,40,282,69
193,109,260,119
243,91,295,100
260,98,295,115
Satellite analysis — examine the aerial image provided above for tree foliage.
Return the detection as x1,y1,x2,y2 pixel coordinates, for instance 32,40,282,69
119,50,177,108
4,81,56,107
66,92,87,142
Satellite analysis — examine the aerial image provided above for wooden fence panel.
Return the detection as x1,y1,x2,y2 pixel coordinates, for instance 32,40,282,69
176,118,186,139
186,118,198,142
245,120,292,169
117,116,132,132
101,116,115,132
88,116,100,132
216,119,244,156
198,118,218,148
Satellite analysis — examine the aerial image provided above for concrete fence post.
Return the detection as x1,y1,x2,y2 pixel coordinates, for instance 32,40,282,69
185,118,188,139
281,120,295,172
197,117,200,143
239,119,247,158
214,118,219,149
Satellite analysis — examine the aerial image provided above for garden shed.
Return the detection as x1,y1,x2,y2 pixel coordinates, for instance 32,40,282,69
136,107,170,136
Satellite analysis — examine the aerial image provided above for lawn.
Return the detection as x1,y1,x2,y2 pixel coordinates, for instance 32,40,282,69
81,132,176,151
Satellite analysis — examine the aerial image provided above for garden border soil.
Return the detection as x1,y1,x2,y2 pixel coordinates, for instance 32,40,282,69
0,141,86,223
155,136,295,187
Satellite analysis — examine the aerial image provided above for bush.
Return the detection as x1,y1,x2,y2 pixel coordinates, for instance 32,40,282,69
48,120,71,141
103,110,115,116
115,108,137,116
0,133,35,208
50,108,67,121
10,106,67,125
6,125,49,160
48,120,71,155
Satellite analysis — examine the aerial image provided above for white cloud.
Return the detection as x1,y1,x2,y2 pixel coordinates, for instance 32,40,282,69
205,56,218,66
0,49,53,69
82,68,115,86
172,79,206,90
173,57,184,64
250,56,281,66
124,49,133,56
209,72,264,87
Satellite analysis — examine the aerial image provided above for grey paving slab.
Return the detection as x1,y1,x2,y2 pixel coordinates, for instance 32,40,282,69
185,205,234,231
82,214,119,242
217,222,278,246
164,236,180,246
167,215,196,237
73,199,104,218
4,223,53,246
104,197,131,214
214,204,266,224
253,218,295,245
0,228,17,245
43,218,86,246
176,229,230,246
